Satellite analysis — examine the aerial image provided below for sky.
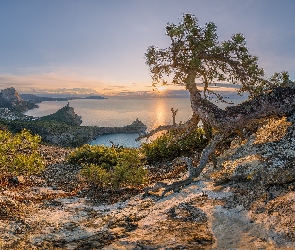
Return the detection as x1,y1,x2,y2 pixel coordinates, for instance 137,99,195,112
0,0,294,97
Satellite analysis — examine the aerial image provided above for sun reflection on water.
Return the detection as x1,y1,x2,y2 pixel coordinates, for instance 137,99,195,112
154,99,166,128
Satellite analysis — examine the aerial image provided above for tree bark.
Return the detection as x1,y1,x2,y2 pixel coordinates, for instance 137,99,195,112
189,86,295,177
143,86,295,197
190,86,295,133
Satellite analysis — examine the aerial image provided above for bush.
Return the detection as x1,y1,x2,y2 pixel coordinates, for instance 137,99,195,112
67,144,147,189
141,128,208,163
0,129,44,176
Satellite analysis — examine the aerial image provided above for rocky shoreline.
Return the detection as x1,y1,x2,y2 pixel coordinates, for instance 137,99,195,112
0,87,148,147
0,104,147,147
34,117,147,147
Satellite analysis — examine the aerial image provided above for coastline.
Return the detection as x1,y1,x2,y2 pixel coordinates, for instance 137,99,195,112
1,102,147,148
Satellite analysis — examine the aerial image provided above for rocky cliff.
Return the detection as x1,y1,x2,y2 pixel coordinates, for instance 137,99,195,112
0,103,147,147
0,87,37,112
39,102,83,126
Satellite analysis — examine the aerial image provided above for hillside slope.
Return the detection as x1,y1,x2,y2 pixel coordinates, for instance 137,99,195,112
0,116,295,249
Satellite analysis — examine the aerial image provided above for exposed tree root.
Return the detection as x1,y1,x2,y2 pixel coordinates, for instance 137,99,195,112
136,114,200,141
142,87,295,198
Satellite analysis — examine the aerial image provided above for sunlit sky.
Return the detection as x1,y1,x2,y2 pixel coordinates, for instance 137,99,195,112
0,0,294,97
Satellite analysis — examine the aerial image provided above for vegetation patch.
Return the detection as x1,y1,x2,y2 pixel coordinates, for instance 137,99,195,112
141,128,208,163
67,144,147,189
0,129,44,176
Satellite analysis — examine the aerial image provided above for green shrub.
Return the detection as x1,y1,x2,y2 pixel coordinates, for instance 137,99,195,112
80,164,111,188
0,129,44,176
141,128,208,163
67,145,147,189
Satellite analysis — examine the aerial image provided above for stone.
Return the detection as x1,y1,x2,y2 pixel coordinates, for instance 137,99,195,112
8,177,19,186
211,117,295,186
0,87,37,112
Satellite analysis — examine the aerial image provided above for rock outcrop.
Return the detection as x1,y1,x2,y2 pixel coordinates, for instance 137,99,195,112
39,102,82,126
0,87,37,112
210,116,295,186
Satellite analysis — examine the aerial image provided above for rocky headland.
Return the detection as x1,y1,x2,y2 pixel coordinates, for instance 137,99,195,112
0,115,295,249
0,88,147,147
0,112,147,147
0,87,37,112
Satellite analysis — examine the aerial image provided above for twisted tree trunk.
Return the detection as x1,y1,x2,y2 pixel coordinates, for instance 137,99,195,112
189,86,295,178
144,86,295,197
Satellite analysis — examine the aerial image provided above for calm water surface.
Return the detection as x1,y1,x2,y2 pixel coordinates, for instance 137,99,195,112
25,97,193,129
25,97,192,147
25,96,245,147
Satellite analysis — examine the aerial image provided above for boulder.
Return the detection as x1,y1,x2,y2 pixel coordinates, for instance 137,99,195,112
211,116,295,186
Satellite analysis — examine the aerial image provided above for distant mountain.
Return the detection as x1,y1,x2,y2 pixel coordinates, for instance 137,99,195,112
0,87,37,112
20,93,107,102
82,95,107,100
20,94,71,102
0,87,108,112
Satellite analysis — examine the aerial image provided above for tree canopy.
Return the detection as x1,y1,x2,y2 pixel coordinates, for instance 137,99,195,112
145,14,291,100
143,14,295,195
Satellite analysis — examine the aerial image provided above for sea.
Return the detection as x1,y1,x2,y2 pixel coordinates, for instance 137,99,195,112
24,96,244,147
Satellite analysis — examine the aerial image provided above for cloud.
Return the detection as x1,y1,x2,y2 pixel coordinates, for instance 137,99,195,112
0,70,126,95
0,72,99,90
110,85,127,89
36,88,101,96
0,68,250,99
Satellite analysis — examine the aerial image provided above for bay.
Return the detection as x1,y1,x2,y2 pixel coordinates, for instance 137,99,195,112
25,97,193,129
25,97,193,147
25,96,247,147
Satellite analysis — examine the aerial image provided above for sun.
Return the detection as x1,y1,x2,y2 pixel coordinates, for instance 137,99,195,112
157,85,167,93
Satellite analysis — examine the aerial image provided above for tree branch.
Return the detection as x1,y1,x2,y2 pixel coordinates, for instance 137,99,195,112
144,14,295,198
136,114,199,141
